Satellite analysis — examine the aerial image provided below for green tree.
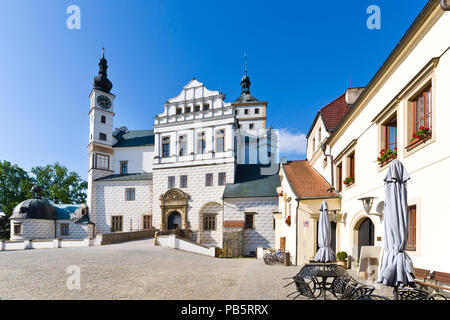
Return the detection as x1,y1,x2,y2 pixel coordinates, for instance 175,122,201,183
31,162,87,204
0,160,33,238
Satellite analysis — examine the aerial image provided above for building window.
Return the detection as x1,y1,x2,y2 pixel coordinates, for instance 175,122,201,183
203,104,210,111
218,172,226,185
111,216,123,232
120,161,128,174
96,154,110,170
185,106,191,113
385,116,398,151
245,213,255,229
101,115,106,124
336,162,343,192
312,137,316,152
99,132,107,141
318,127,321,143
203,215,216,231
216,130,225,152
249,123,254,130
179,135,187,156
194,105,200,112
323,157,328,168
255,108,259,114
60,224,69,236
180,175,188,188
235,109,239,115
347,152,355,183
168,176,175,189
205,173,213,187
412,85,432,135
143,215,152,230
125,188,135,201
13,223,21,235
176,107,182,114
162,136,170,158
197,132,206,154
407,205,417,251
244,109,249,115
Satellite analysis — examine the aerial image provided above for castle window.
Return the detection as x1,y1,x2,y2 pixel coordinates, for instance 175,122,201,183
244,109,249,115
143,215,152,230
412,85,432,135
176,107,182,114
162,136,170,158
255,108,259,114
203,104,210,111
235,109,239,115
101,115,106,124
120,161,128,174
407,205,417,251
249,123,254,130
216,130,225,153
125,188,135,201
99,132,107,141
218,172,226,186
197,132,206,154
203,215,216,231
179,135,186,156
111,216,123,232
245,213,255,229
185,106,191,113
205,173,213,187
95,154,109,170
194,105,200,112
168,176,175,189
336,162,343,192
60,224,69,236
180,175,188,188
13,223,21,235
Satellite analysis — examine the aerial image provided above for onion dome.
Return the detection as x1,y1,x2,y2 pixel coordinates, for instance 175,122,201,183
10,186,56,220
93,48,113,93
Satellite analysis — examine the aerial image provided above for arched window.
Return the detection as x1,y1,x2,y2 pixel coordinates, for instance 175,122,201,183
101,115,106,124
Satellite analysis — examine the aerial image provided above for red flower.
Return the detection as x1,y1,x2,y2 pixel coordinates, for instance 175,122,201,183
394,147,397,150
420,126,424,130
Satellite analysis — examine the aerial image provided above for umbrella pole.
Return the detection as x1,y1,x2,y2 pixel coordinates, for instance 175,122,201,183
323,261,326,300
393,286,399,300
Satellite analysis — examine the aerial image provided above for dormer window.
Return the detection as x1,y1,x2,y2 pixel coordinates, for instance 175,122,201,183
120,161,128,174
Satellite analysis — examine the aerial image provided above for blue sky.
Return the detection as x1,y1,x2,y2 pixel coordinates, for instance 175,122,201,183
0,0,427,180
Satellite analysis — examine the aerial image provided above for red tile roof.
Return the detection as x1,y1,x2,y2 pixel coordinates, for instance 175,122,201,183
283,161,338,199
223,220,244,228
320,93,351,132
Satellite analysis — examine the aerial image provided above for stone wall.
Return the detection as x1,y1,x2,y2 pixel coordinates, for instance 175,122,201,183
94,179,153,234
100,229,157,245
10,219,55,240
224,197,277,256
152,162,234,246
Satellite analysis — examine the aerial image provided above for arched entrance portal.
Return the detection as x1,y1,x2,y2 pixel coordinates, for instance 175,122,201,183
357,217,374,258
168,211,182,230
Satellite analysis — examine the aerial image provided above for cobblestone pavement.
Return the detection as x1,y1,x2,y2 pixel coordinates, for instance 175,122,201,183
0,239,302,300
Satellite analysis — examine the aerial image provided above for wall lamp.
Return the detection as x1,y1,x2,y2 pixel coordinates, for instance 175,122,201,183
358,196,383,217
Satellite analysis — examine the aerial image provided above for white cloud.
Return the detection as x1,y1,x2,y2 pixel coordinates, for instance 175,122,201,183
278,128,307,156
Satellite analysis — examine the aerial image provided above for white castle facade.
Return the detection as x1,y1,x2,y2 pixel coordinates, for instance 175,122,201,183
86,53,280,255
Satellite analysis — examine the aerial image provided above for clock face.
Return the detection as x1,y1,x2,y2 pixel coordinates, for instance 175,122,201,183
97,95,112,109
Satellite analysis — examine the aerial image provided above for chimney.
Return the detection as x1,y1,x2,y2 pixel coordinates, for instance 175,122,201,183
345,87,365,105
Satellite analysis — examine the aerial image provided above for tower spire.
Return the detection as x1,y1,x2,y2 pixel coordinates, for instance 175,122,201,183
93,47,113,93
244,52,247,76
240,52,251,94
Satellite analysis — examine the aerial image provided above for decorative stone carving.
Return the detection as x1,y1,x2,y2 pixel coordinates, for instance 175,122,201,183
160,189,189,236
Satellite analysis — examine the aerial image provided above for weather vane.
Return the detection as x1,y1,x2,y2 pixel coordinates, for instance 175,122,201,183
244,52,247,75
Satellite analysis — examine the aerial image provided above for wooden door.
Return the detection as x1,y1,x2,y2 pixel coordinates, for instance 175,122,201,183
280,237,286,251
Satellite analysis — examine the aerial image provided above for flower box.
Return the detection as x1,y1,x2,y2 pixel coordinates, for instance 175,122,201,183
406,132,431,151
377,149,397,167
285,216,291,226
343,176,355,187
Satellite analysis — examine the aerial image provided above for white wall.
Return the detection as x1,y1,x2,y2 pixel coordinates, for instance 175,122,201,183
112,146,154,174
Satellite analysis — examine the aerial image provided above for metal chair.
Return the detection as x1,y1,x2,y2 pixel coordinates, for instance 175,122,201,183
427,292,449,300
353,294,391,300
330,275,352,299
287,275,321,300
397,288,430,300
348,284,375,300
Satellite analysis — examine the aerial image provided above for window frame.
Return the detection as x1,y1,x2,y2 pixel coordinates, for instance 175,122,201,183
99,132,107,141
197,132,206,154
168,176,175,189
111,215,123,232
13,223,22,235
216,130,225,153
60,224,70,236
162,136,170,158
120,161,128,175
218,172,226,186
180,175,188,188
412,85,432,135
179,135,187,156
336,162,343,192
203,215,216,231
143,214,152,230
95,154,110,170
101,115,106,124
406,205,417,251
205,173,213,187
244,213,255,229
125,188,136,201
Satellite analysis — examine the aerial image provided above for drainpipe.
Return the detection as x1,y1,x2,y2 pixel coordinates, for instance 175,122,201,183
295,199,300,266
441,0,450,11
320,142,335,191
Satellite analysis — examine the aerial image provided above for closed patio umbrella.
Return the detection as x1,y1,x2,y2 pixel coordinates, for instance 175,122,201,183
314,201,336,299
378,159,415,299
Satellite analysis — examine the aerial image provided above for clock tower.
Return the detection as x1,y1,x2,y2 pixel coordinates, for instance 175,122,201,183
87,49,116,223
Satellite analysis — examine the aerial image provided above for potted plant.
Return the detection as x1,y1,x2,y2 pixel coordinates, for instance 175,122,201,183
336,251,348,268
377,148,397,166
285,215,291,226
343,176,355,187
407,126,431,150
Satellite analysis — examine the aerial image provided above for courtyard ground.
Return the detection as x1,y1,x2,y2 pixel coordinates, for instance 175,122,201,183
0,238,300,300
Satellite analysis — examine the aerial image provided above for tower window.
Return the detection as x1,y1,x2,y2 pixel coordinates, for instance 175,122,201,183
244,109,249,115
120,161,128,174
95,154,110,170
162,136,170,158
216,130,225,153
101,115,106,124
255,108,259,114
99,132,107,141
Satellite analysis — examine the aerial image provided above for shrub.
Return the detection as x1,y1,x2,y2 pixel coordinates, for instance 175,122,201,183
337,251,348,261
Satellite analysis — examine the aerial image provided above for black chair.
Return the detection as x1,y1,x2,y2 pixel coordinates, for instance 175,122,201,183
353,294,391,300
428,292,449,300
397,288,430,300
287,275,321,300
330,275,352,299
348,284,375,300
